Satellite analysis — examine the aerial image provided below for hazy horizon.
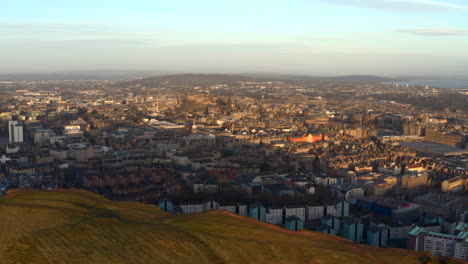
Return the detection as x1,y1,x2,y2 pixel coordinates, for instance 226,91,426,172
2,0,468,76
2,69,468,80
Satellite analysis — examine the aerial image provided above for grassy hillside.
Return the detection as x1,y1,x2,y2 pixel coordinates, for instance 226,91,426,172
0,190,424,264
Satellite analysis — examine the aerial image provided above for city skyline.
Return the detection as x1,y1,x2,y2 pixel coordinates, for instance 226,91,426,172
1,1,468,263
2,0,468,76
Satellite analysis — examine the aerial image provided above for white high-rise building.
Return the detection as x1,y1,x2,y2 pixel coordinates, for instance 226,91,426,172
8,121,24,143
408,224,468,261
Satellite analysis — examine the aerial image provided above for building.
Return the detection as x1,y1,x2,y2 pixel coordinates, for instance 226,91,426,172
285,216,304,231
403,123,424,136
441,176,466,193
424,215,443,225
264,184,295,198
321,214,340,235
392,203,421,223
412,192,468,219
456,208,468,223
192,179,204,193
401,141,468,157
355,166,373,174
288,133,324,143
158,198,173,213
284,205,306,222
178,202,205,214
241,182,263,195
249,203,267,222
204,182,218,193
68,143,91,162
304,183,316,195
219,204,237,214
401,173,429,189
315,175,339,186
33,129,55,145
64,125,83,138
387,224,414,240
8,121,23,143
367,226,389,247
408,224,468,261
425,129,466,148
316,224,334,234
204,200,219,211
343,219,364,242
330,184,364,201
334,201,350,218
307,204,325,220
324,203,337,216
237,203,248,216
266,206,284,225
367,181,395,196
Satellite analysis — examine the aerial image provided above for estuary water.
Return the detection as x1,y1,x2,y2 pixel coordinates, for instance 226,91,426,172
395,80,468,89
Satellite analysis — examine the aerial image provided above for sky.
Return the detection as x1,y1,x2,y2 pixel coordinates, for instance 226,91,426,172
1,0,468,76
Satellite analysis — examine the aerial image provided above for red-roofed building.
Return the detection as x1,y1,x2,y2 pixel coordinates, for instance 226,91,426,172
288,133,325,143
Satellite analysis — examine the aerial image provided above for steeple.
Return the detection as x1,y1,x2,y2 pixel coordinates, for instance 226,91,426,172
226,94,233,114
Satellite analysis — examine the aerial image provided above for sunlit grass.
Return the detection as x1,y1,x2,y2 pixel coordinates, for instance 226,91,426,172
0,190,423,264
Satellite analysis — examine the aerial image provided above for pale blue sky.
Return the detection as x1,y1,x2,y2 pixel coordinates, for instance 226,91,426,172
2,0,468,76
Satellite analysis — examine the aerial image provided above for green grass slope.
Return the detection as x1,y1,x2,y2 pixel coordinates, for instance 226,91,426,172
0,190,423,264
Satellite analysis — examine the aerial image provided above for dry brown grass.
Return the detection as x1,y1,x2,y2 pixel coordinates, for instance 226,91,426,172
0,190,425,264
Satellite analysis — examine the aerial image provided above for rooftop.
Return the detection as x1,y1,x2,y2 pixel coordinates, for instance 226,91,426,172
401,141,468,156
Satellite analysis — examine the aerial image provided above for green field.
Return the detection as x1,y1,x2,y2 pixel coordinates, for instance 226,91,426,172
0,189,424,264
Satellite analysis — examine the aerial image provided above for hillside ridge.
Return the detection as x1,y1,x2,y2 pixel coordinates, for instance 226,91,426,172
0,189,427,264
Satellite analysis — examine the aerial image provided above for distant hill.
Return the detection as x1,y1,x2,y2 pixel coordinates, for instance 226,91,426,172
0,189,428,264
118,73,258,88
244,73,399,83
0,71,400,83
117,73,400,88
0,73,102,81
326,75,399,83
0,70,171,81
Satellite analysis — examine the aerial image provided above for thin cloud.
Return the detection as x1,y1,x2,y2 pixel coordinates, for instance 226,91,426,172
0,22,162,47
316,0,465,12
398,27,468,36
0,23,111,34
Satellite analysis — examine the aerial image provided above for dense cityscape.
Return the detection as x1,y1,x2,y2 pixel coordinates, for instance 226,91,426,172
0,74,467,261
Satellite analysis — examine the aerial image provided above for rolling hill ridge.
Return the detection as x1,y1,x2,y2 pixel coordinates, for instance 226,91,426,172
0,190,427,264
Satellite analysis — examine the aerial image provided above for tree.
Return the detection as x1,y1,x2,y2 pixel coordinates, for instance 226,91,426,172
77,107,88,117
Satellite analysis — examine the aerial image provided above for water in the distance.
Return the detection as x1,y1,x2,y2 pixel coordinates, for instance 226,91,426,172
398,80,468,89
